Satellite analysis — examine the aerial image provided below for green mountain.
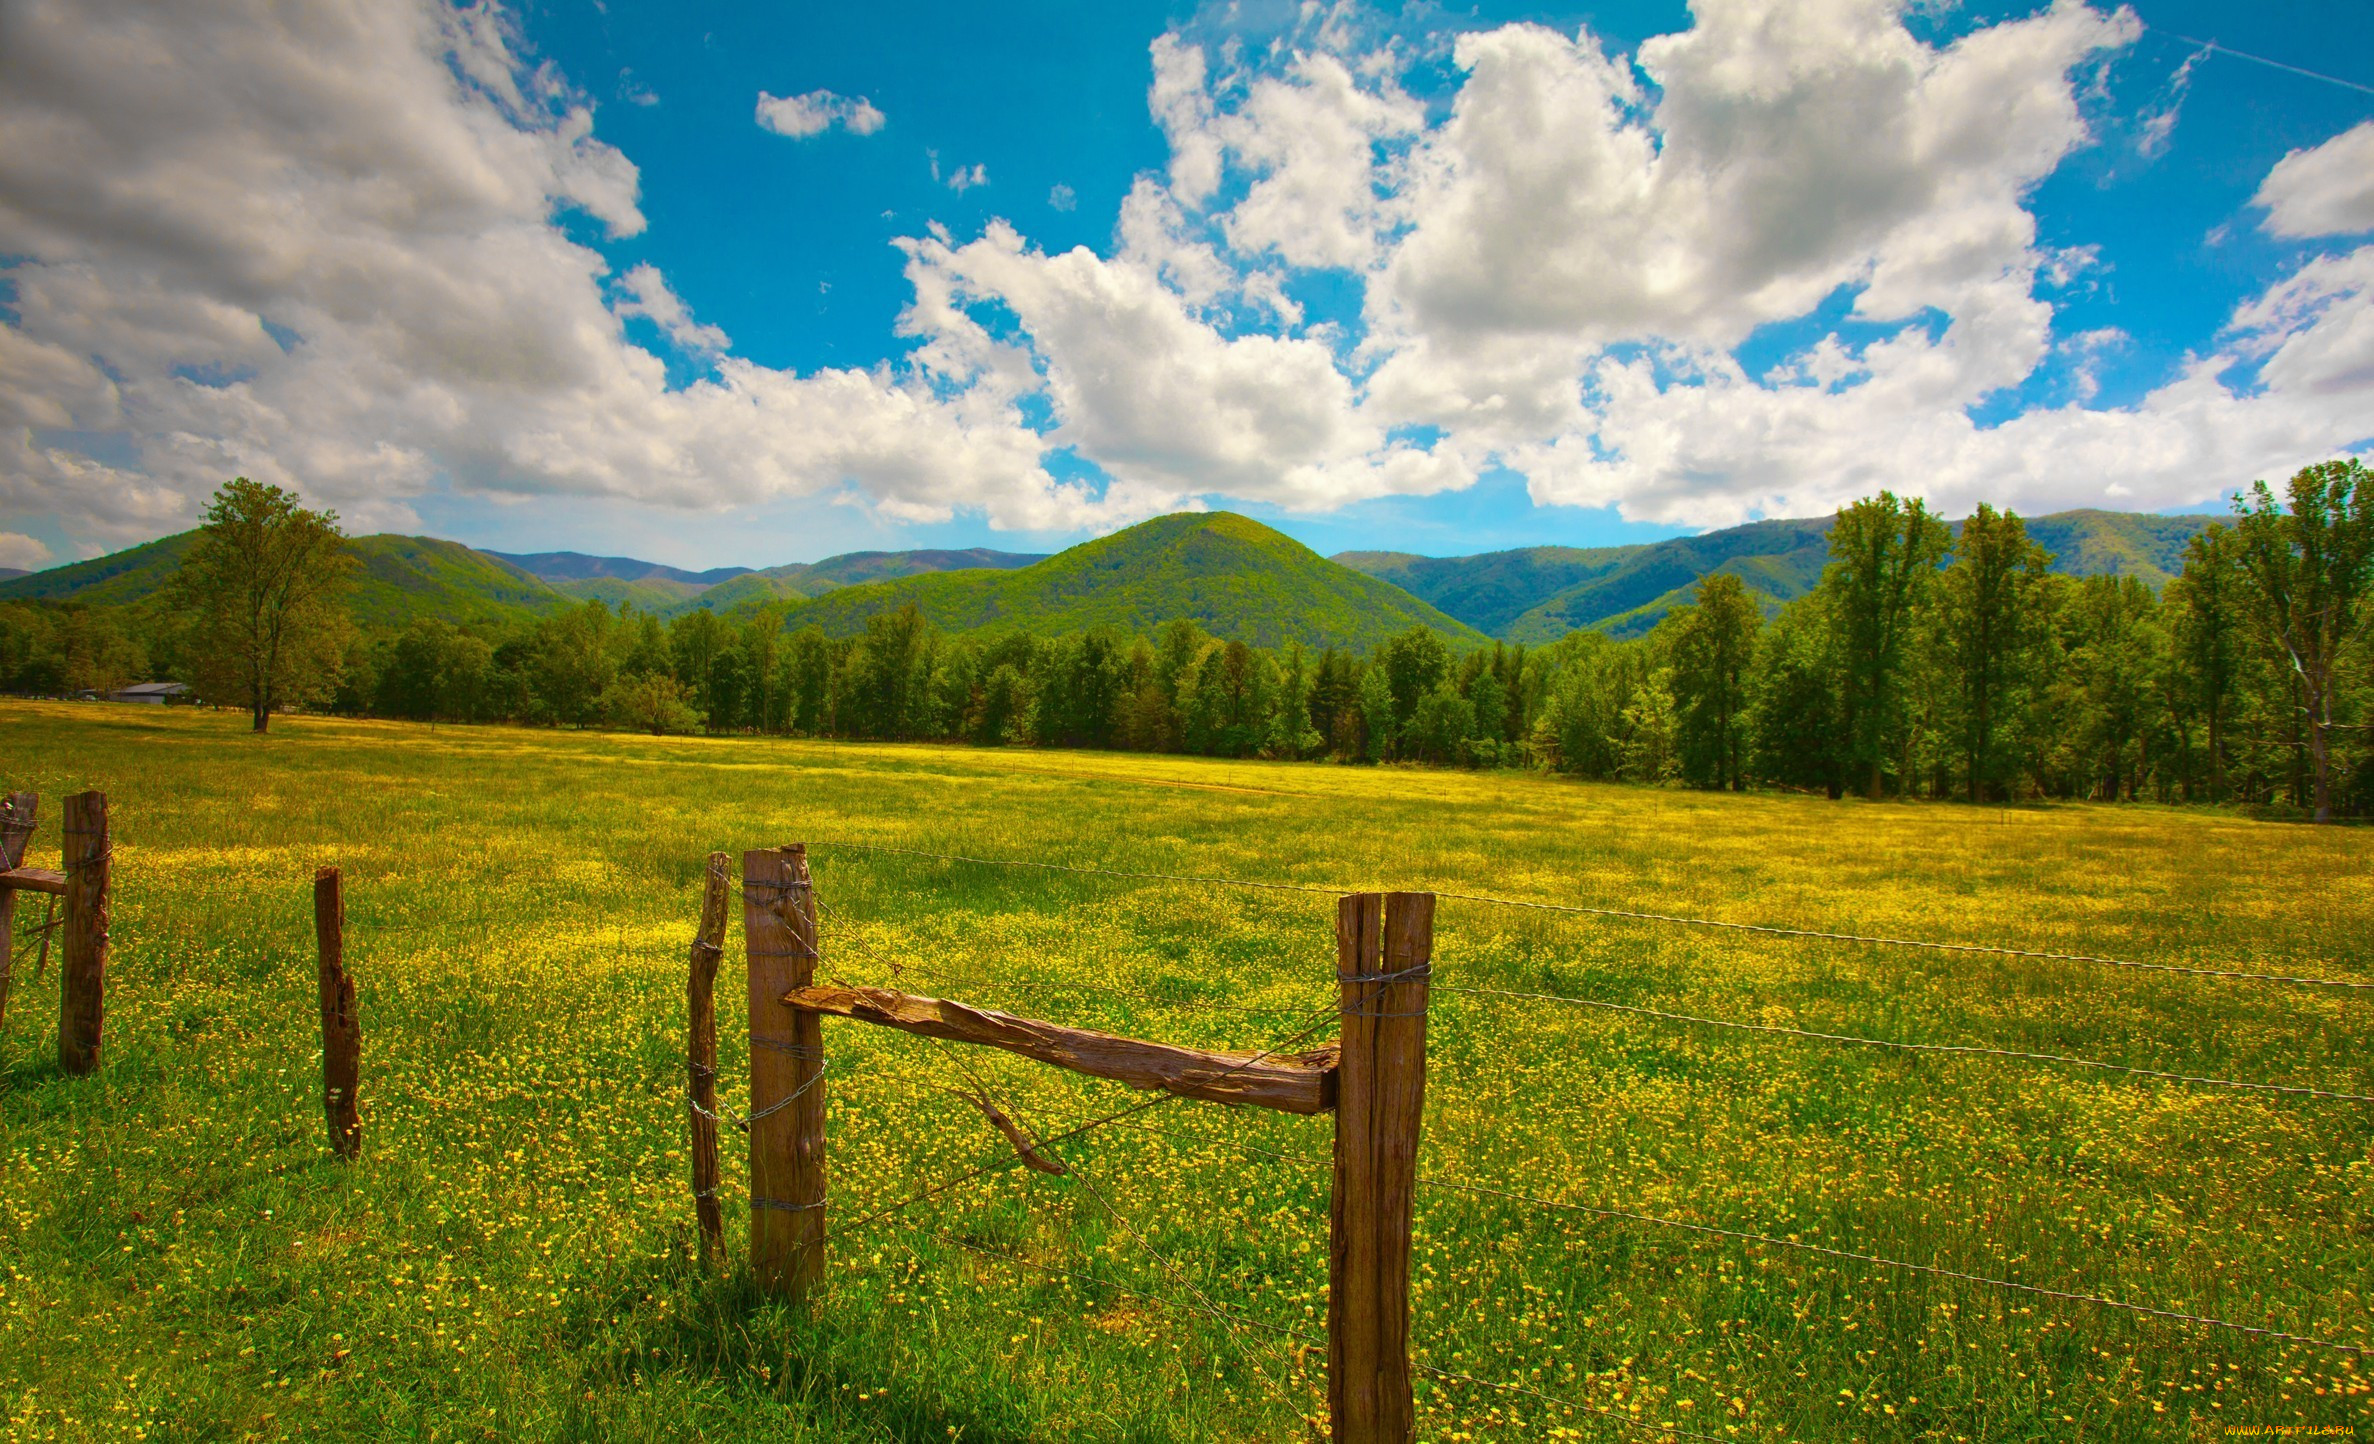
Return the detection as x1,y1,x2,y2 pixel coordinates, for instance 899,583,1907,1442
782,512,1485,649
0,532,572,628
1338,509,2226,642
2019,510,2217,588
484,551,749,586
686,547,1048,615
548,575,713,612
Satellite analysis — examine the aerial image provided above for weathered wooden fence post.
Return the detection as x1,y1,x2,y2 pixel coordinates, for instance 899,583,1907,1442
59,790,108,1076
314,866,361,1160
687,851,731,1263
0,793,35,1036
1330,890,1433,1444
744,843,826,1298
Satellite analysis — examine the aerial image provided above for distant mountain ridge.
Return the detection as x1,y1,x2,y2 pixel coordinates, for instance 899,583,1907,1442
2,536,1048,628
0,532,574,628
485,551,751,586
1338,508,2225,641
2,505,2227,648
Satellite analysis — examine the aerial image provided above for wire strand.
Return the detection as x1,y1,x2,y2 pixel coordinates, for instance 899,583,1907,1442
811,839,2372,992
1416,1173,2373,1358
1437,982,2374,1103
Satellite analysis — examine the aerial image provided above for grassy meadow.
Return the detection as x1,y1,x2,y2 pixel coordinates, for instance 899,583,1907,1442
2,700,2370,1442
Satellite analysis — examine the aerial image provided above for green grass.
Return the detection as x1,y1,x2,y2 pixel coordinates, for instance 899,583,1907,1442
2,701,2368,1441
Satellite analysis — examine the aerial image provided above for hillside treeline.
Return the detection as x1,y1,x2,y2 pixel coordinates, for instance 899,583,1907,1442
5,464,2366,818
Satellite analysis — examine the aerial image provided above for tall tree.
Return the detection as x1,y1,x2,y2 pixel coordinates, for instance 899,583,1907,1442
2232,459,2374,823
167,477,355,733
2165,524,2246,800
1821,492,1951,798
1666,573,1763,790
1933,504,2051,801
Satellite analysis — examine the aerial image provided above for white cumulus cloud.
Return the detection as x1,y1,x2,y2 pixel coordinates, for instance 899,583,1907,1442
755,88,886,139
0,532,52,569
0,0,1129,548
2254,122,2374,239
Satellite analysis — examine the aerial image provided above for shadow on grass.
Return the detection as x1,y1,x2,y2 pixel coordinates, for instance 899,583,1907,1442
567,1251,1040,1444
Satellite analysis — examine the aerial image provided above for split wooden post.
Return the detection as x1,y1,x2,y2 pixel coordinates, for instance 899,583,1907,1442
59,791,108,1076
686,851,731,1264
744,843,826,1299
0,792,35,1036
314,867,361,1160
1330,891,1433,1444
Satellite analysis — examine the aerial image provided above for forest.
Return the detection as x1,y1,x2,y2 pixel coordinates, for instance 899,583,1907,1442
4,463,2368,819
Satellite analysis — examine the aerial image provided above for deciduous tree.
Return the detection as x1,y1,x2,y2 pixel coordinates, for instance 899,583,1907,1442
167,477,354,733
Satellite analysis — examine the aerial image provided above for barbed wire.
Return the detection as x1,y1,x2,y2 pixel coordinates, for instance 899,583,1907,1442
1436,982,2374,1103
1416,1173,2373,1358
895,1211,1729,1443
821,993,1353,1247
1408,1361,1732,1443
812,839,2373,993
810,893,1321,1017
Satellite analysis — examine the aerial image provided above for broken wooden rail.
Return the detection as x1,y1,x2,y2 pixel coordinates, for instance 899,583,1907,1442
778,983,1342,1114
704,841,1431,1444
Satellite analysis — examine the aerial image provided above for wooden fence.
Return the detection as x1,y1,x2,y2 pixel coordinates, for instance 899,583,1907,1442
0,790,112,1074
686,842,1435,1444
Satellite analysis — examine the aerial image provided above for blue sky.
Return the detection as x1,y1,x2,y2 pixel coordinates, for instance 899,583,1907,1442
2,0,2370,571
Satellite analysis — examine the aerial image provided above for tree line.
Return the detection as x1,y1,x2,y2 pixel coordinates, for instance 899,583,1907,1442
5,463,2368,819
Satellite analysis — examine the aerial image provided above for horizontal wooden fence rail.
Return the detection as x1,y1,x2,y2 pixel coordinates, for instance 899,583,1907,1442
781,983,1341,1115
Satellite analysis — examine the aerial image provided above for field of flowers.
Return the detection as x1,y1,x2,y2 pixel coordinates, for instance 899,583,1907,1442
2,700,2369,1441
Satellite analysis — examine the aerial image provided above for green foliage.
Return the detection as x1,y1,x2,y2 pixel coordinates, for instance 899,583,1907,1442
1821,493,1953,799
778,513,1484,650
1664,572,1762,791
2231,459,2374,822
166,477,357,731
600,670,705,735
1337,510,2227,642
1930,504,2052,802
14,481,2363,815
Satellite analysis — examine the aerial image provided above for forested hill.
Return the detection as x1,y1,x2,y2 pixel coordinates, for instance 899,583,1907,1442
0,535,1051,627
0,532,573,628
1339,508,2224,641
488,545,1047,615
686,548,1048,614
779,512,1486,650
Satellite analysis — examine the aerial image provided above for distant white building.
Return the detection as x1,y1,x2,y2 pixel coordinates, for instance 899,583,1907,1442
106,682,191,705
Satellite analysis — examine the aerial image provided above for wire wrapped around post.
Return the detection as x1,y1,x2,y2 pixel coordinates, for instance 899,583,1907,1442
1330,891,1432,1444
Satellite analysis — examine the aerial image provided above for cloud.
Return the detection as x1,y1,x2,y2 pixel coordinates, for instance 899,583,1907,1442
2135,45,2202,159
901,221,1469,508
1048,183,1077,212
754,88,886,139
612,263,729,353
7,0,2371,560
2254,122,2374,239
930,153,988,193
0,0,1120,546
0,532,51,569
